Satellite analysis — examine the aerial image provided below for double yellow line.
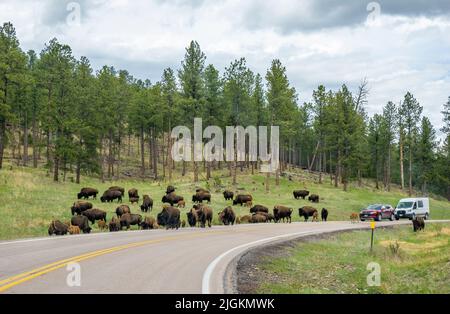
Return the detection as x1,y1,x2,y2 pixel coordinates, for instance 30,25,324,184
0,230,230,293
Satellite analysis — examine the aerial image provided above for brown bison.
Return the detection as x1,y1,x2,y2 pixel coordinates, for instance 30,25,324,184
82,208,107,224
116,205,131,218
97,220,108,231
321,208,329,222
298,206,319,222
166,185,176,194
71,201,93,216
187,208,199,227
109,217,121,232
218,207,236,226
293,190,310,200
223,190,234,201
251,213,268,223
77,188,99,200
101,189,123,203
192,191,211,203
128,188,139,199
129,197,140,205
157,206,181,230
240,215,252,224
177,200,186,208
140,195,153,212
250,205,269,214
120,213,143,230
140,216,157,230
413,217,425,232
68,225,81,235
233,194,253,206
162,193,184,206
196,188,210,194
308,194,320,203
273,205,293,223
194,204,213,228
71,215,91,234
48,220,69,236
109,186,125,196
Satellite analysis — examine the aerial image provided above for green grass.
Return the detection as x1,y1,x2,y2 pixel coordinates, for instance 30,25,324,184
0,165,449,240
255,223,450,294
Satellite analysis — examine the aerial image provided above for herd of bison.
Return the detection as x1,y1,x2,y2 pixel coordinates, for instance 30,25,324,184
48,186,329,236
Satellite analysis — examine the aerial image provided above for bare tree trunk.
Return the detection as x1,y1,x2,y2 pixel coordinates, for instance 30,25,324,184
409,147,413,196
387,147,391,192
399,135,405,190
265,172,270,193
0,120,5,170
32,112,38,168
140,127,145,176
23,113,29,166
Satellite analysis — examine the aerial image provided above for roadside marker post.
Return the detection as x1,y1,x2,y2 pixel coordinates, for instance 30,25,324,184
370,221,376,253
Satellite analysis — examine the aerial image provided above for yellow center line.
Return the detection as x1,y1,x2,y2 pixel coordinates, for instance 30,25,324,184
0,227,257,293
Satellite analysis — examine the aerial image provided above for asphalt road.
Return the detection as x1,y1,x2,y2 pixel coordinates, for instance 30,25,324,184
0,220,415,294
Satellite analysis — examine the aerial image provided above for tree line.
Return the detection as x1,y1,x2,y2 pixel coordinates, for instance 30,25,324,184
1,22,449,199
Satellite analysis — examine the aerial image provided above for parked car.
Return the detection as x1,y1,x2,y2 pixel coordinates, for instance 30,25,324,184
394,198,430,220
360,204,395,221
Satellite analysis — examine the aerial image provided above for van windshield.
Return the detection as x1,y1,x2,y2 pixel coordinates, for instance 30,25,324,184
397,202,413,209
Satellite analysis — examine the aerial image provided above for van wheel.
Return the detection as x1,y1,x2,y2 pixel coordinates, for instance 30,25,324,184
395,215,400,221
425,213,429,220
376,214,382,222
389,214,394,221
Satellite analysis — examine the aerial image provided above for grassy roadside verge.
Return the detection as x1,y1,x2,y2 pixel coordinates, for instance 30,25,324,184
252,223,450,294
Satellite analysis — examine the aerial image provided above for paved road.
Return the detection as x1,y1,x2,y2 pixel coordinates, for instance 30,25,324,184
0,221,415,294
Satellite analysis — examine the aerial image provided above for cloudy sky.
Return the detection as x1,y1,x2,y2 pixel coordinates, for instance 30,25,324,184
1,0,449,136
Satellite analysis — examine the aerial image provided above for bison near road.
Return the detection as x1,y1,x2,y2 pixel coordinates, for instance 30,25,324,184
140,216,157,230
293,190,309,200
140,195,153,212
299,206,319,222
120,213,143,230
157,206,181,230
195,204,213,228
218,207,236,226
273,205,293,223
48,220,69,236
71,201,93,216
233,194,253,206
71,215,91,234
116,205,131,218
321,208,329,222
223,190,234,201
250,205,269,214
77,188,99,200
82,208,107,225
101,190,123,203
187,208,199,227
251,213,268,223
109,217,121,232
413,217,425,232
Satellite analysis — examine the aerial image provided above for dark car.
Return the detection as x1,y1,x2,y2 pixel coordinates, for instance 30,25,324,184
360,204,395,222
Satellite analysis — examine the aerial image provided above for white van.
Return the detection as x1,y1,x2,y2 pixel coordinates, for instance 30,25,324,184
394,198,430,220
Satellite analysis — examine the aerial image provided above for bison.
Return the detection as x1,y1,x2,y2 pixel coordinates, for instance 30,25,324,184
68,225,81,235
193,204,213,228
223,190,234,201
187,208,199,227
162,193,184,206
77,188,99,200
240,215,252,224
140,195,154,212
413,217,425,232
308,194,320,203
71,215,91,234
321,208,329,222
120,213,143,230
251,213,268,223
109,217,121,232
157,206,181,230
97,220,108,231
48,220,69,236
128,188,139,199
250,205,269,214
166,185,176,195
116,205,131,218
82,208,107,225
101,190,123,203
109,186,125,196
71,201,93,216
298,206,319,222
233,194,253,206
218,207,236,226
129,197,140,205
192,191,211,203
293,190,309,200
273,205,293,223
140,216,157,230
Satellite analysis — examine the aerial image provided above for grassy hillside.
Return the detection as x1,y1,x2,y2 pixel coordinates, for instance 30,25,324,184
0,165,449,240
253,223,450,294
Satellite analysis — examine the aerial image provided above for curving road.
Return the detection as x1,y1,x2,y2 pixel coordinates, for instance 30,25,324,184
0,221,415,294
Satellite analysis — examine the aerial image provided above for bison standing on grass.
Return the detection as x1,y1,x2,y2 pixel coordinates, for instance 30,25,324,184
273,205,293,223
413,217,425,232
218,207,236,226
250,205,269,214
223,190,234,201
71,201,93,216
48,220,69,236
109,217,121,232
192,191,211,203
293,190,309,200
140,195,153,212
120,213,143,230
109,186,125,196
77,188,99,200
233,194,253,206
116,205,131,218
251,213,268,223
101,190,123,203
166,185,176,195
195,204,213,228
187,208,199,227
128,188,139,203
299,206,319,222
321,208,329,222
71,215,91,234
308,194,320,203
82,208,107,225
140,216,157,230
157,206,181,230
162,193,184,207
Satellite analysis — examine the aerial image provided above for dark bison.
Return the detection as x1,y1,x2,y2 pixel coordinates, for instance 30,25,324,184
109,186,125,196
223,190,234,201
162,193,184,206
251,213,268,223
101,190,123,203
273,205,293,223
71,201,93,216
128,188,139,199
82,208,107,225
77,188,99,200
109,217,121,232
293,190,310,200
194,204,213,228
250,205,269,214
218,207,236,226
308,194,320,203
120,213,143,230
413,217,425,232
166,185,176,195
321,208,329,222
116,205,131,218
196,188,209,193
233,194,253,206
187,208,199,227
140,195,154,212
299,206,319,222
157,206,181,230
140,216,157,230
129,197,140,205
192,191,211,203
71,215,91,234
48,220,69,236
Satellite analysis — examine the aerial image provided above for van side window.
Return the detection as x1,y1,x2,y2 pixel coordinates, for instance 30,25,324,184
413,203,417,210
418,201,423,208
